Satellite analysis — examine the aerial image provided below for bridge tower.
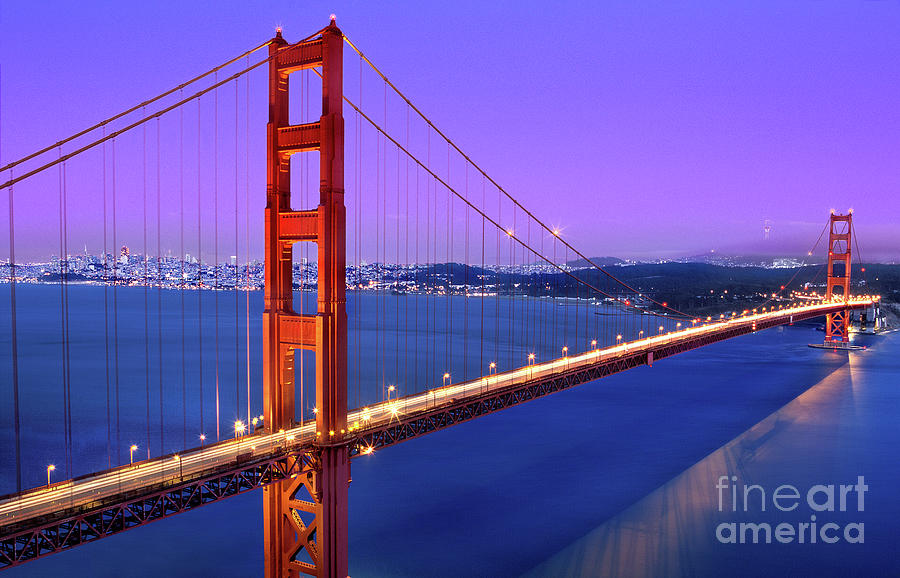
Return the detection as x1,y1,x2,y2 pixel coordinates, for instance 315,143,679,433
824,211,852,344
263,20,348,577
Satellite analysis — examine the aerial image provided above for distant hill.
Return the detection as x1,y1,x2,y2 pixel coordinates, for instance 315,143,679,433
565,256,626,268
506,261,900,311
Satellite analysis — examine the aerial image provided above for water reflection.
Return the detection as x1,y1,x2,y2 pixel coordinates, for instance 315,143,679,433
524,347,889,577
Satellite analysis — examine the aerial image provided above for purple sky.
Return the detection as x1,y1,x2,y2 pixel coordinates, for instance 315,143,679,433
2,1,899,261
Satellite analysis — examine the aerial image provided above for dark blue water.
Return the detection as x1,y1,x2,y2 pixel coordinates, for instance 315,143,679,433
2,285,898,576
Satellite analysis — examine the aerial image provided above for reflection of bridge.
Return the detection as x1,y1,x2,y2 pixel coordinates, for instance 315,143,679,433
0,18,877,577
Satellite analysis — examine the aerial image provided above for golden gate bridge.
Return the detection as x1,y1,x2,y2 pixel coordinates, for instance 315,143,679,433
0,18,878,577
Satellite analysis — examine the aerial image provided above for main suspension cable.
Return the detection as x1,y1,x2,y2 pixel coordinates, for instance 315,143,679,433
342,33,691,320
0,39,275,175
334,79,684,321
0,25,330,192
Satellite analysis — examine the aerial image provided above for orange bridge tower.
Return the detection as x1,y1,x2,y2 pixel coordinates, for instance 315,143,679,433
262,19,349,577
824,211,852,345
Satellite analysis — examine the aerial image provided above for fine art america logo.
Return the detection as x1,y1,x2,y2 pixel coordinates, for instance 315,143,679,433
715,475,867,544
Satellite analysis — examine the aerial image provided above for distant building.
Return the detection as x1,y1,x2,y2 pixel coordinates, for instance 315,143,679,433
119,245,130,265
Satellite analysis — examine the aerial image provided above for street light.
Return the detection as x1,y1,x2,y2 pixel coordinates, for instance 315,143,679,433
234,420,246,439
639,330,644,338
199,434,206,445
46,464,55,487
489,362,496,375
528,353,536,365
562,346,568,357
129,444,138,465
616,335,622,345
443,373,450,387
591,339,597,350
658,325,665,335
173,455,183,478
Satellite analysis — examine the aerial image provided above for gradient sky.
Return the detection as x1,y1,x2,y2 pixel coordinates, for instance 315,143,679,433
2,1,899,261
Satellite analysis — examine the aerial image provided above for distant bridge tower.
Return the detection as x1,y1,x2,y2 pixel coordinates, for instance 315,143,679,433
262,20,348,577
824,211,852,344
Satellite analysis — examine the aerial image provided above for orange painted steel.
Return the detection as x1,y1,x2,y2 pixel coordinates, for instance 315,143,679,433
262,20,348,578
824,212,852,344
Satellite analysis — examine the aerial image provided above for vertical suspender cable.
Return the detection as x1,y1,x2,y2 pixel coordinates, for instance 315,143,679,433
214,73,220,441
394,142,406,387
245,61,251,426
480,175,485,383
446,142,451,381
156,118,164,455
197,97,204,439
0,76,20,490
180,92,187,449
234,79,240,423
374,90,380,400
102,131,111,469
424,131,430,394
57,150,70,476
495,184,500,369
356,55,362,407
381,81,387,394
8,167,22,491
112,139,121,464
464,164,469,382
143,114,151,460
404,104,410,397
64,157,73,475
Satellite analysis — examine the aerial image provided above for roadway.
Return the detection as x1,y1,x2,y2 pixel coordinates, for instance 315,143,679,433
0,298,875,532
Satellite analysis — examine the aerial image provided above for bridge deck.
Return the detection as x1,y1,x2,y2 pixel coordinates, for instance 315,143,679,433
0,299,873,568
